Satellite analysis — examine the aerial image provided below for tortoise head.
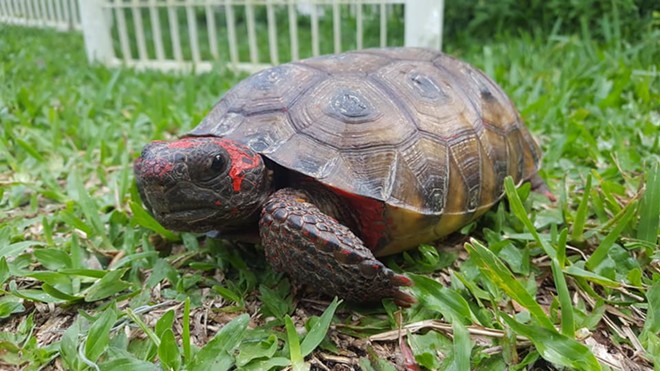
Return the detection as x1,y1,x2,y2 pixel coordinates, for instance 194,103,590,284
134,137,271,233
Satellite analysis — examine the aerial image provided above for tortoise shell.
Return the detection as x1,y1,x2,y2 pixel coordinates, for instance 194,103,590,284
189,47,541,254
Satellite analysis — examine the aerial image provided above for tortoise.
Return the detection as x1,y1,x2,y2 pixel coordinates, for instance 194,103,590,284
134,47,547,307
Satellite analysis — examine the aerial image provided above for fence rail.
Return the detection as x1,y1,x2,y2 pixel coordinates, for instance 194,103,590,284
2,0,444,73
0,0,81,30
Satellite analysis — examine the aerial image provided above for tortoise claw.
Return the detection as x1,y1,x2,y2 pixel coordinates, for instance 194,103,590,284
392,273,413,287
388,273,416,307
393,289,416,307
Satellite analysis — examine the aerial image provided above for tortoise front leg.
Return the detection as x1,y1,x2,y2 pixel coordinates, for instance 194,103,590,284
259,188,415,307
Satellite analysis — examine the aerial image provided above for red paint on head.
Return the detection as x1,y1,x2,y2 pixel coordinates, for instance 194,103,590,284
135,155,174,180
157,162,174,178
328,185,389,251
168,136,262,192
167,139,199,149
211,138,261,192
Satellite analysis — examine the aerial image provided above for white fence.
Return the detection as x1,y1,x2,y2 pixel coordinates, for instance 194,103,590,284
0,0,81,30
2,0,444,73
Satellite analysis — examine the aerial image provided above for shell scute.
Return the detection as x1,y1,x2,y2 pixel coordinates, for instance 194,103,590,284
232,64,322,115
373,60,485,148
287,75,417,150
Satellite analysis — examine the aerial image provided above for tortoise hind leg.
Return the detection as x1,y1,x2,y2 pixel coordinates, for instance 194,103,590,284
259,188,415,307
530,173,556,202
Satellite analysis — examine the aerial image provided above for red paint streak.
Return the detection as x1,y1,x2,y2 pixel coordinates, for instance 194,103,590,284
157,161,173,178
167,138,199,149
138,157,173,180
327,185,389,250
212,138,261,192
164,137,262,192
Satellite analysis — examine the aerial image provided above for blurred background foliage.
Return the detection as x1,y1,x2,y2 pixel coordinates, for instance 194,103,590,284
444,0,657,42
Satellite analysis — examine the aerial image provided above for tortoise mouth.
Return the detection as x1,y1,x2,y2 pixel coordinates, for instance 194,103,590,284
137,179,224,231
155,208,220,233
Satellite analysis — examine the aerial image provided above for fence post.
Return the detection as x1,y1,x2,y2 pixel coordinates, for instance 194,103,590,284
78,0,114,64
404,0,444,50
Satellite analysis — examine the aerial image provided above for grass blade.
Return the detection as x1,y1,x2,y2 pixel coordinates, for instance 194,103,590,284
571,174,592,243
100,357,160,371
71,171,113,249
410,274,475,324
60,318,82,370
182,297,191,362
285,315,307,371
155,309,175,338
300,297,340,357
557,228,568,267
158,329,182,371
504,177,576,335
563,265,621,287
586,201,636,270
501,314,600,371
189,313,249,371
0,257,9,285
552,259,574,336
239,357,291,371
643,281,660,335
0,298,24,319
85,306,118,363
637,161,659,245
129,201,179,241
450,320,472,370
125,308,161,347
84,268,131,302
42,283,83,302
465,239,554,329
504,177,556,259
236,334,279,367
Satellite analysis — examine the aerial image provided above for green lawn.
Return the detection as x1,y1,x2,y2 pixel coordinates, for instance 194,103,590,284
0,8,659,370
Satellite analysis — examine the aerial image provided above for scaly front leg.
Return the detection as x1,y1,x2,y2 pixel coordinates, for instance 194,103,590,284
259,188,414,307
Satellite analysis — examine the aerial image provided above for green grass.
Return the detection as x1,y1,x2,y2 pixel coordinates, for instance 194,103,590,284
1,10,659,370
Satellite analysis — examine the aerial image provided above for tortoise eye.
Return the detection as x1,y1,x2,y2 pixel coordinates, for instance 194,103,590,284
211,154,226,172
